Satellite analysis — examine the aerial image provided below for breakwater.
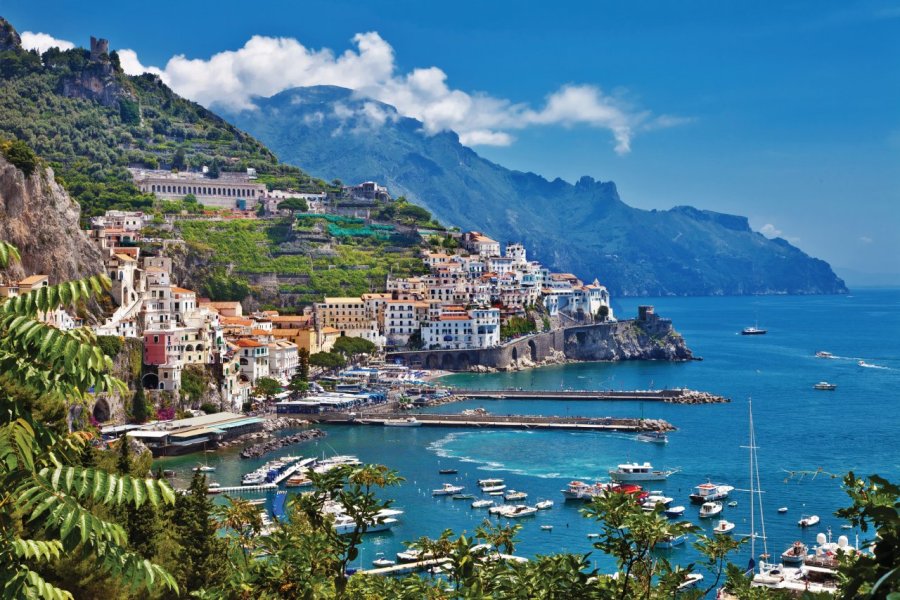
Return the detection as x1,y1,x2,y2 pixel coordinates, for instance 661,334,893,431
310,412,674,433
451,388,729,404
240,429,326,459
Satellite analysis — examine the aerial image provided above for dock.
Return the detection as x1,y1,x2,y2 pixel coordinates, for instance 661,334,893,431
205,483,277,495
310,412,673,432
360,554,527,576
449,388,728,404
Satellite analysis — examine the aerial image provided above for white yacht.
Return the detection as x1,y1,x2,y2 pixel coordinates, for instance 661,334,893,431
372,553,395,568
609,462,677,482
713,519,736,535
813,382,837,391
689,481,734,504
504,490,528,501
471,499,494,509
333,514,398,535
535,499,554,510
481,484,506,493
664,505,686,518
798,514,821,528
499,504,538,519
699,501,723,518
478,478,505,487
432,483,464,496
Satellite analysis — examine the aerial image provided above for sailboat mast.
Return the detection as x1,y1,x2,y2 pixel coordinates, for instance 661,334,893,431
753,402,768,558
749,399,755,561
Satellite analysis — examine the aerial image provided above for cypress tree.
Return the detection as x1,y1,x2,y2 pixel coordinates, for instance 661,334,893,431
173,471,219,591
132,385,148,423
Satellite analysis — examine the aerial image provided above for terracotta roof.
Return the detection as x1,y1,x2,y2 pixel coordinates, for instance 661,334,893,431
19,275,48,286
251,329,270,336
235,339,263,348
171,286,195,294
113,253,136,262
320,327,341,334
221,317,253,326
322,297,364,304
270,315,311,323
440,314,470,321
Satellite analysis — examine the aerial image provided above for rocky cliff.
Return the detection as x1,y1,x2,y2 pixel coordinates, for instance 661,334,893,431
0,156,104,282
562,317,693,362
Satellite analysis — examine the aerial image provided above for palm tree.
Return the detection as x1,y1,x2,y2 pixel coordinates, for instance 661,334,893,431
0,241,178,597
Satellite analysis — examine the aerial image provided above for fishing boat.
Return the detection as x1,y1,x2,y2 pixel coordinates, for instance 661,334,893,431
664,505,686,518
438,468,458,475
471,499,494,509
699,501,723,518
656,534,686,549
778,507,788,513
504,490,528,501
609,462,677,482
815,351,834,359
481,484,507,493
636,430,669,444
798,514,820,528
372,553,395,568
452,493,475,500
689,481,735,504
741,325,767,335
478,478,504,487
781,541,807,566
535,500,554,510
713,519,736,535
813,382,837,391
383,417,422,427
432,483,464,496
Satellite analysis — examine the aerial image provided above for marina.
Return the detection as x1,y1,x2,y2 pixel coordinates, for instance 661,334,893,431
311,412,675,432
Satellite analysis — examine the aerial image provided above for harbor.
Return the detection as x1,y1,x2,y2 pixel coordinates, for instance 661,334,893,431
309,412,674,432
448,388,729,404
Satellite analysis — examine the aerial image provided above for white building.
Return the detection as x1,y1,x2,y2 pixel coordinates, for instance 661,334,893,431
420,307,500,350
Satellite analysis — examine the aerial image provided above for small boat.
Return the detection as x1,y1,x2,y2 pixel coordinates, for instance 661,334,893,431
664,505,686,518
815,351,834,359
781,541,807,566
481,484,507,493
699,501,723,518
285,475,313,487
636,430,669,444
778,507,788,513
372,553,395,568
727,500,738,507
383,417,422,427
798,514,820,528
656,534,686,549
587,533,600,539
504,490,528,501
689,481,734,504
192,465,215,473
677,573,704,590
452,493,475,500
432,483,464,496
501,505,538,519
814,381,837,391
471,499,494,509
713,519,736,535
478,478,504,487
488,491,505,496
396,549,433,562
208,482,220,488
741,326,767,335
535,500,554,510
541,525,553,531
609,462,677,482
841,524,853,529
438,468,458,475
641,495,674,511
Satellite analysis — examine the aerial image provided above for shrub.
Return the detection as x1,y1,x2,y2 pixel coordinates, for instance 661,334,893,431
0,137,38,177
97,335,124,357
199,402,218,414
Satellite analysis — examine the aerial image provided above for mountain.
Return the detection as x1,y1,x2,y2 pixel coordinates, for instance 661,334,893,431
221,85,847,296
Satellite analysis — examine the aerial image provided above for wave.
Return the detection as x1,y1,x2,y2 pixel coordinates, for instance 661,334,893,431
859,361,890,370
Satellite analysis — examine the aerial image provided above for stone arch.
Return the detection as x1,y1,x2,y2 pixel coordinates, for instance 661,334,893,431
457,353,472,371
92,398,110,422
511,347,518,362
426,354,439,369
185,344,194,352
141,372,158,390
528,339,537,362
441,354,456,371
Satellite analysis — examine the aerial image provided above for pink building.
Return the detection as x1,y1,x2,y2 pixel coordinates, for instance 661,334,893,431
143,330,176,365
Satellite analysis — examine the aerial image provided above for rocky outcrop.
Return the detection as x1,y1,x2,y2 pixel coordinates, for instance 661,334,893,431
58,37,136,109
563,316,692,362
0,18,22,51
0,157,104,283
239,429,327,459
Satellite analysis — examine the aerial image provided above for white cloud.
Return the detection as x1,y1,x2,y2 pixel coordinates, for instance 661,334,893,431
859,235,873,244
121,32,681,152
760,223,782,238
20,31,74,53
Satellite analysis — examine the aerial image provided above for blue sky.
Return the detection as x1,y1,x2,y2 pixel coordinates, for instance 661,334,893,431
5,1,899,282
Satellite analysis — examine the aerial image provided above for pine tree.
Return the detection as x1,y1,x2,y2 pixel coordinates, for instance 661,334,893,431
298,347,310,382
173,471,220,591
133,384,149,423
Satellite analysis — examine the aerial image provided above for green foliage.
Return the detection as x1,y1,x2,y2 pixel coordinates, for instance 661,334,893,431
253,376,282,400
118,98,140,125
500,315,537,340
96,335,123,357
199,402,219,414
278,197,308,213
200,268,250,302
0,136,39,177
310,351,346,371
332,336,377,358
297,347,310,382
180,365,208,405
132,385,148,424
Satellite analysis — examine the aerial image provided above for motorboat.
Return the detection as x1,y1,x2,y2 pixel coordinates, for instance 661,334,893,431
471,499,494,509
815,351,834,359
609,462,677,482
488,491,505,496
478,478,505,487
500,504,538,519
713,519,736,535
333,514,398,535
452,493,475,500
561,480,598,501
372,553,395,568
677,573,704,590
383,417,422,427
656,534,686,549
781,541,808,566
481,484,507,493
689,481,734,504
636,430,669,444
727,500,738,507
285,475,312,487
396,548,433,562
192,464,215,473
504,490,528,501
488,505,507,515
664,505,686,518
741,326,767,335
535,500,554,510
778,507,788,513
813,382,837,391
432,483,464,496
798,514,820,528
699,501,723,518
587,533,600,539
541,525,553,531
641,495,674,511
438,468,458,475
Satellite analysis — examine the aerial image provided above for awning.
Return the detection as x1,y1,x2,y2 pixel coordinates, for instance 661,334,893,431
170,428,222,439
215,417,264,430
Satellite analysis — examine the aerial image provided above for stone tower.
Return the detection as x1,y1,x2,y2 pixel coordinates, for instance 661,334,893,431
89,36,109,61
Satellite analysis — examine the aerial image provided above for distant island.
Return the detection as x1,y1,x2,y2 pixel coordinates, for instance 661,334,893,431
221,85,848,297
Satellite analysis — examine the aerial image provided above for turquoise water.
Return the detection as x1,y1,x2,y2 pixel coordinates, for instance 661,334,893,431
158,290,900,577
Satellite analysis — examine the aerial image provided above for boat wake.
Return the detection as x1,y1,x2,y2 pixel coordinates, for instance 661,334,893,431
858,361,890,370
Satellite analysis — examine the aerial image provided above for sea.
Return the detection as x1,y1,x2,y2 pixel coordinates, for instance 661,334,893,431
157,289,900,580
